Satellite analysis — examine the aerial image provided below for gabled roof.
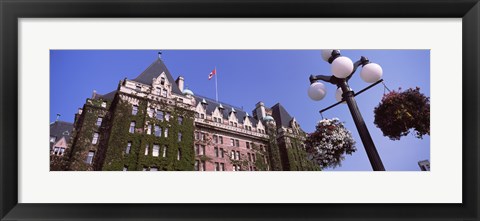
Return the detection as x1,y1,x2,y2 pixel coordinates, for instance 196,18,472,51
271,103,294,129
193,94,259,127
98,90,116,101
50,120,74,143
132,58,183,95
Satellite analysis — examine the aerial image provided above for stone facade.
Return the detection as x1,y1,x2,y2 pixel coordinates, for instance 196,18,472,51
54,57,319,171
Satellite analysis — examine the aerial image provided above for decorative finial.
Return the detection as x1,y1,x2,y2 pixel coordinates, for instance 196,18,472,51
158,51,162,59
56,113,61,122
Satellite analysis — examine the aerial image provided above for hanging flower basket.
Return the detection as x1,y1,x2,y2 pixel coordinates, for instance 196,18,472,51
305,118,356,169
373,87,430,140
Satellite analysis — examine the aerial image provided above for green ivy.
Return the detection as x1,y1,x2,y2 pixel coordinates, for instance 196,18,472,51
101,96,195,171
67,100,108,171
265,123,283,171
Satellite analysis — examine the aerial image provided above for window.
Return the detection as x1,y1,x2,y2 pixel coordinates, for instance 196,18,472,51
145,144,149,155
178,116,183,125
194,160,199,171
162,89,167,97
233,165,237,171
231,151,235,160
92,133,99,144
220,148,224,158
129,122,135,133
165,112,171,121
155,87,161,96
53,147,59,155
200,113,205,119
146,124,151,135
160,77,165,85
147,108,154,118
155,125,161,137
195,132,199,140
201,133,206,141
214,147,219,157
162,146,167,157
219,136,223,144
252,153,256,162
96,117,103,127
123,166,128,171
236,151,240,160
164,127,169,137
136,85,142,90
178,132,182,142
150,167,158,171
215,162,220,171
195,145,200,155
235,139,239,147
152,145,160,157
101,102,106,108
195,145,205,156
230,138,234,146
248,153,251,161
86,151,95,164
213,135,218,143
59,148,65,156
156,110,164,121
177,148,181,160
246,142,250,149
201,161,206,171
220,163,225,171
50,136,56,143
132,105,138,115
125,142,131,154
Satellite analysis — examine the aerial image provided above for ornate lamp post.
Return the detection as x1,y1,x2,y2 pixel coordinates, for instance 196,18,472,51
308,50,385,171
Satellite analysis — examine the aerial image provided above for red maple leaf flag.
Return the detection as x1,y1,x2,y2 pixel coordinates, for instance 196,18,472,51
208,68,216,80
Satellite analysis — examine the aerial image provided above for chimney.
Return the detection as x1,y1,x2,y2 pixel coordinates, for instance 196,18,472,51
254,101,266,120
176,76,185,92
92,90,97,99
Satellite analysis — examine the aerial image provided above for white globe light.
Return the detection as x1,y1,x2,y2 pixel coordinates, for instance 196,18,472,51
321,50,334,62
308,82,327,101
331,56,354,78
360,63,383,83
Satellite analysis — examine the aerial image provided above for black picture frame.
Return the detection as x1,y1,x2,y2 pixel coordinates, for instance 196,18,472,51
1,0,479,220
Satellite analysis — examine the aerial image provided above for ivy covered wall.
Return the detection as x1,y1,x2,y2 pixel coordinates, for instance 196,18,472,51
68,99,109,171
100,94,195,171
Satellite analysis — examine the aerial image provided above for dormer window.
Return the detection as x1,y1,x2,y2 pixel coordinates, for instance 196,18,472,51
160,77,165,85
155,87,161,96
162,89,167,97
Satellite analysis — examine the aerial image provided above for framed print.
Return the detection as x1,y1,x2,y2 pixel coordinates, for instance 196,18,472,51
1,0,479,220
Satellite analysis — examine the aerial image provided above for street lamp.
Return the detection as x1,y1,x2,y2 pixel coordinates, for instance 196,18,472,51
308,50,386,171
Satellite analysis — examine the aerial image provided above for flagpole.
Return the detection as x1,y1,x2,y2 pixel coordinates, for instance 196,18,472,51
215,67,218,102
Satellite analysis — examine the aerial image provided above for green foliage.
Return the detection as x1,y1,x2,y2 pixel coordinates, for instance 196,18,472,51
102,98,195,171
67,102,107,171
286,137,321,171
265,123,283,171
374,87,430,140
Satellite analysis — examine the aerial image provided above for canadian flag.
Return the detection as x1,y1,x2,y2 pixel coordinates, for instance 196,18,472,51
208,68,216,80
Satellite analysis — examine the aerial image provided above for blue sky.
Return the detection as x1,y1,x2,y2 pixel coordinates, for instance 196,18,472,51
50,50,430,171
